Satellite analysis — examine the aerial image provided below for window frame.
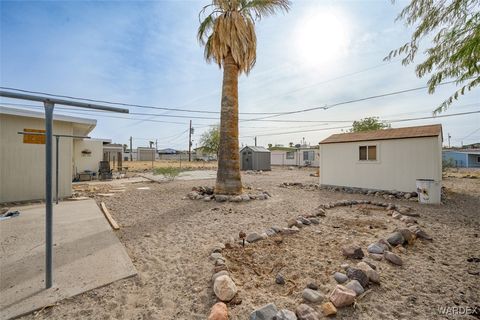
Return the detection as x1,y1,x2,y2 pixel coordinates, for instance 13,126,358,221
358,144,378,162
286,151,295,159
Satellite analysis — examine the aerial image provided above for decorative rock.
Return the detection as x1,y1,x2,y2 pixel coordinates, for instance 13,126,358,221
404,193,412,199
210,252,224,261
386,232,405,246
299,217,311,225
282,227,299,235
274,309,297,320
247,232,263,243
367,243,385,254
346,268,369,288
384,251,403,266
333,272,348,284
392,211,403,219
342,245,365,259
250,303,278,320
316,208,326,217
400,216,417,224
369,253,384,261
321,302,337,317
265,228,276,236
302,288,324,303
340,263,349,270
215,259,226,266
397,206,411,214
213,275,237,302
307,282,318,290
397,228,415,245
329,285,356,308
309,218,320,225
415,229,433,240
275,273,286,285
215,195,229,202
378,239,392,251
230,195,243,202
208,302,228,320
271,226,282,233
295,304,320,320
241,194,251,201
212,243,226,253
357,262,380,284
212,270,229,282
345,280,364,296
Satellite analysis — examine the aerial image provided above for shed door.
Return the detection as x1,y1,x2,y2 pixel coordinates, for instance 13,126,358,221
242,151,253,170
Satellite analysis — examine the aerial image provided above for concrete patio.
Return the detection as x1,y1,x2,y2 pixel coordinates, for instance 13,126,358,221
0,199,136,320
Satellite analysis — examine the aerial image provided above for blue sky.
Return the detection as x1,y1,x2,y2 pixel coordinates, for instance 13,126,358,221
1,0,479,149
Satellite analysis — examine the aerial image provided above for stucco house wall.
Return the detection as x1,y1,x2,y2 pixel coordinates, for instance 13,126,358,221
73,139,104,175
319,136,442,192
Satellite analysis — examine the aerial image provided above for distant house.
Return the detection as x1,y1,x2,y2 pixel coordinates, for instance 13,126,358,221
137,147,155,161
270,145,319,167
194,147,217,161
319,124,443,192
443,149,480,168
240,146,271,171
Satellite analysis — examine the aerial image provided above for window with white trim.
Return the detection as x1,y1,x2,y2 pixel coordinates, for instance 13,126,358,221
286,151,294,159
359,145,377,161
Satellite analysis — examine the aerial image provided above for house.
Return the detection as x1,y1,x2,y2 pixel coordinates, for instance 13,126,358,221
73,138,109,177
442,149,480,168
0,106,97,203
270,145,319,167
319,124,443,192
240,146,271,171
194,147,217,161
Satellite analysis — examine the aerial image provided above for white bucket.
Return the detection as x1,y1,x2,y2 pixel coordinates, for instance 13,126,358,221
416,179,441,204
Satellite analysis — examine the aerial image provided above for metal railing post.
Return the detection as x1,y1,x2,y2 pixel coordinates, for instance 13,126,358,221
55,135,60,205
44,101,54,289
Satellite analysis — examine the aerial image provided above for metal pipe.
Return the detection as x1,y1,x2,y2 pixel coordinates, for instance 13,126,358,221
17,131,91,139
55,135,60,205
1,90,129,114
44,101,54,289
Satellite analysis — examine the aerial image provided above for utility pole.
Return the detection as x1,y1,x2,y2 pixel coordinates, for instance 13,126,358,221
188,120,193,162
129,136,133,161
448,133,451,148
254,136,257,146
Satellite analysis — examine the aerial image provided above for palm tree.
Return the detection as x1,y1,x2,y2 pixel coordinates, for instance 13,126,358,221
198,0,290,195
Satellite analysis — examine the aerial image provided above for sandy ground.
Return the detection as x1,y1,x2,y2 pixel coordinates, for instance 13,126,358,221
20,167,480,320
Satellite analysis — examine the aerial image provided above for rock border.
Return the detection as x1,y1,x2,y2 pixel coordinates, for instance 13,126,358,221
185,186,271,202
207,199,433,319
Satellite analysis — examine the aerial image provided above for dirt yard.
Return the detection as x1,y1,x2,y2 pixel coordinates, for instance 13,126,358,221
23,168,480,320
121,160,217,173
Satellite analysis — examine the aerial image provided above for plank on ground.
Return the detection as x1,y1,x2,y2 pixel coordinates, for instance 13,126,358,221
100,202,120,230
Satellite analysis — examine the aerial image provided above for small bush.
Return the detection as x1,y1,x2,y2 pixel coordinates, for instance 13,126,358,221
153,167,182,180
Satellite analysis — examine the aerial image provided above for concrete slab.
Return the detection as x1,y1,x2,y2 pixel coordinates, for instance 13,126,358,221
0,199,137,320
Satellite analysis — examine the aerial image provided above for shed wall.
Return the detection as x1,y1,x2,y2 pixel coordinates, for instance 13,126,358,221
319,136,442,192
0,114,73,202
73,139,103,174
253,152,271,171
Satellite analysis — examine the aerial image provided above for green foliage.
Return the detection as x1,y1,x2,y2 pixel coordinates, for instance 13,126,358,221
386,0,480,113
153,167,182,180
350,117,391,132
199,126,220,155
442,158,456,170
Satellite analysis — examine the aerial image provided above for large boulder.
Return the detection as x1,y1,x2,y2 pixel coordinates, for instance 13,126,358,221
214,275,237,302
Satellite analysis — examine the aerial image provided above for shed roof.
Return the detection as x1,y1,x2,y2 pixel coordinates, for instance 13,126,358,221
320,124,442,144
241,146,270,153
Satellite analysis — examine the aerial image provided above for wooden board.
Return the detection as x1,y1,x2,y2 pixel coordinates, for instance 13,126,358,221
100,202,120,230
23,128,46,144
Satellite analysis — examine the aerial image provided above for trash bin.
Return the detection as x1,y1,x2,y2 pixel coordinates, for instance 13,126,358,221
416,179,441,204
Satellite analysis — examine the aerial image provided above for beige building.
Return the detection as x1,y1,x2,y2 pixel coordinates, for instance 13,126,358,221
319,124,443,192
0,106,96,203
73,139,105,176
270,146,319,167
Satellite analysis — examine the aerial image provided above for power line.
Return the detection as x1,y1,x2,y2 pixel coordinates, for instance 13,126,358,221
241,110,480,138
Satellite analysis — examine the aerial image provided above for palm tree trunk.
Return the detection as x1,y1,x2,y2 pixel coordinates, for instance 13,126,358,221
215,52,242,195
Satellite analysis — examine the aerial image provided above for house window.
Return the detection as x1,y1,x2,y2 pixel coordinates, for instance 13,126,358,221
477,156,480,163
286,152,294,159
303,151,315,161
359,145,377,161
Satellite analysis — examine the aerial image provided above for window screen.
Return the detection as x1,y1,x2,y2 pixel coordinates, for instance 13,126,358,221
368,146,377,160
359,146,367,160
